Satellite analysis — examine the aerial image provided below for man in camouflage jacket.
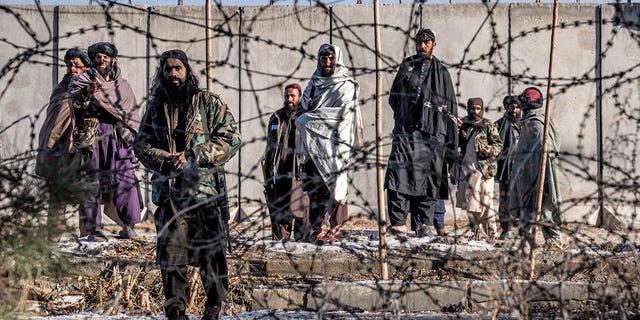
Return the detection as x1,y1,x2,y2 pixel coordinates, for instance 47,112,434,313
262,83,309,241
134,50,240,320
456,97,503,243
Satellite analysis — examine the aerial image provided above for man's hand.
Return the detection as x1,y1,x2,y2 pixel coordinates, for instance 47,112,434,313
86,79,102,95
169,152,188,170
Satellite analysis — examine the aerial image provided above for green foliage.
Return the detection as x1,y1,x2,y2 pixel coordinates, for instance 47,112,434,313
0,154,80,315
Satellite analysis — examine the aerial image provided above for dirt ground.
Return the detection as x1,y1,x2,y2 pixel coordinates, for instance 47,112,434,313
8,216,640,319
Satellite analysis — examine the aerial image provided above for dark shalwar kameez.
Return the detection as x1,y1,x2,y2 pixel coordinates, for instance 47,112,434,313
385,55,458,228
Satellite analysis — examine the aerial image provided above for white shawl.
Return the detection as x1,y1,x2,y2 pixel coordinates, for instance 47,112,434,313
296,44,363,202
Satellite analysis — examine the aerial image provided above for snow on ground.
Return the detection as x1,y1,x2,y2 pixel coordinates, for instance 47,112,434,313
54,226,499,261
240,229,498,257
24,310,516,319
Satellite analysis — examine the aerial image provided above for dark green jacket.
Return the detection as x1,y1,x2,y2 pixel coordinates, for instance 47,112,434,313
134,90,241,206
495,115,520,183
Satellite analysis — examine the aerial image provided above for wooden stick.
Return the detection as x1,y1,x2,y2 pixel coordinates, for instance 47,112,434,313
373,0,388,280
529,0,560,281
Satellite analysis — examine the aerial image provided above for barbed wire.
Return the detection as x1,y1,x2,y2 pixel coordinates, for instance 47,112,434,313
1,1,639,319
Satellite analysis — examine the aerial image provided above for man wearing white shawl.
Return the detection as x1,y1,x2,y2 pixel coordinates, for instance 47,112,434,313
296,44,363,243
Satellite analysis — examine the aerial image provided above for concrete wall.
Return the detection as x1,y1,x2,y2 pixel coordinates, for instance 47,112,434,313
510,4,601,225
0,3,638,228
600,4,640,228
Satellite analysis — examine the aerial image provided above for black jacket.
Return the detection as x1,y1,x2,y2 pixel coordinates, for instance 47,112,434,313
385,54,459,198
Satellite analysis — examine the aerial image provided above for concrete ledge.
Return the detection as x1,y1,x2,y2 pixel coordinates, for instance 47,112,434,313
251,281,468,312
469,280,640,311
234,258,440,276
252,280,640,313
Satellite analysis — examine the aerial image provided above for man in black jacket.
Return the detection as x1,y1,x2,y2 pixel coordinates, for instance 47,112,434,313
385,28,459,238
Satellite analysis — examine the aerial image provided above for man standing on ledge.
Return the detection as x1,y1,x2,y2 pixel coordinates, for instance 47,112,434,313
134,50,240,320
509,87,563,251
495,95,521,240
296,44,363,244
36,48,91,241
69,42,142,241
385,28,459,239
262,83,310,241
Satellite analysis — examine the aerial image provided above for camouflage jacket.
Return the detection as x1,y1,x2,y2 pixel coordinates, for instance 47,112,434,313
134,89,241,206
459,116,503,179
261,105,300,186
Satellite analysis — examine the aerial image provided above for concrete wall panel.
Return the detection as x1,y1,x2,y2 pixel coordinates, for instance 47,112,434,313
510,3,599,224
421,3,510,116
600,3,640,227
0,5,54,157
237,5,328,215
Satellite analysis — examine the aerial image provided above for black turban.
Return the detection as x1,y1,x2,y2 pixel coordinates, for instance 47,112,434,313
88,42,118,61
160,49,190,67
415,28,436,43
64,48,91,68
502,95,521,110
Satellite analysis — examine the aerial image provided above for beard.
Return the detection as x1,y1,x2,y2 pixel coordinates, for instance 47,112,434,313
95,62,114,78
285,101,299,110
417,48,433,59
507,111,520,122
320,66,335,77
161,76,188,101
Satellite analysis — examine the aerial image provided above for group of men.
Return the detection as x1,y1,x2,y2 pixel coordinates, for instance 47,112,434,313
262,43,363,244
263,28,563,250
38,44,239,319
35,25,563,320
404,30,562,249
37,43,142,242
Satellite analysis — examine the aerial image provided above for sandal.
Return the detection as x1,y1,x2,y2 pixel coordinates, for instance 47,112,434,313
87,230,108,242
118,227,138,239
315,233,339,245
387,226,408,242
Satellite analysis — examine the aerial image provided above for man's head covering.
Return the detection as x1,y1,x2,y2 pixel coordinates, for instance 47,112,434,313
519,87,544,110
415,28,436,43
315,43,347,78
467,97,484,108
152,49,200,98
502,95,521,110
63,48,91,67
285,83,302,95
88,42,118,61
317,44,345,68
160,49,189,67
